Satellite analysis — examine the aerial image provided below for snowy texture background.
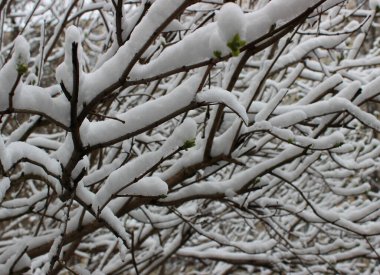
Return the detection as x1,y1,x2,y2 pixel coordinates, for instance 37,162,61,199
0,0,380,274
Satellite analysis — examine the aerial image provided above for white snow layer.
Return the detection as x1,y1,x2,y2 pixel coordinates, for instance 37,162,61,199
216,3,246,42
79,0,328,104
93,117,197,209
81,75,200,146
124,177,168,197
196,87,248,125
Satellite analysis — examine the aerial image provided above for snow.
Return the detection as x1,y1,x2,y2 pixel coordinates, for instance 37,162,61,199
273,21,359,73
255,88,287,122
331,183,371,198
53,134,74,166
0,243,31,273
164,19,185,32
71,266,92,275
44,231,62,273
14,85,70,126
56,25,84,101
369,0,380,10
99,208,130,246
236,239,277,254
82,155,124,187
224,188,236,198
297,74,343,105
81,75,201,146
129,207,183,228
269,110,307,127
0,178,10,203
82,0,188,103
177,247,277,264
196,87,248,125
27,137,62,150
2,1,380,273
117,238,127,262
129,24,214,80
14,36,30,68
6,116,40,145
216,3,246,42
0,136,10,169
311,202,340,223
124,0,333,83
0,37,28,110
162,144,306,203
208,31,229,56
2,189,47,208
72,156,89,179
1,141,61,176
93,116,197,209
124,177,168,197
